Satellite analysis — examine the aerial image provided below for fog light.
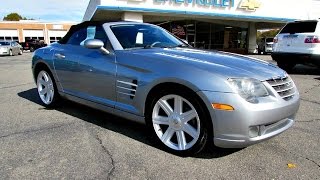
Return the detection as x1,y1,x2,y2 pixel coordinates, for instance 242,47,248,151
249,126,260,138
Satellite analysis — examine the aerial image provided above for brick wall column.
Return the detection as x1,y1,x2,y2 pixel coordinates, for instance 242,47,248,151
18,28,24,42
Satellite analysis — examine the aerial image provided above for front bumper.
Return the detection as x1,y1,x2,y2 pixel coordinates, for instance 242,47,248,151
197,88,300,148
272,52,320,67
265,47,273,53
0,49,9,55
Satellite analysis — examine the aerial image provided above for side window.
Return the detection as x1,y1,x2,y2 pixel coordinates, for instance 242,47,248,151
67,25,111,49
94,26,112,50
94,26,108,44
67,28,87,45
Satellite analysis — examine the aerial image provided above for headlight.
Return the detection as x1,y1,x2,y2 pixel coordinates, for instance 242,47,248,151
228,78,269,102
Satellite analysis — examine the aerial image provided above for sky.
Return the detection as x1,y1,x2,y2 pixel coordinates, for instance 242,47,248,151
1,0,90,22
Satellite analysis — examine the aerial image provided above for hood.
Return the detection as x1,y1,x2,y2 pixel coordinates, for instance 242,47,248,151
127,48,286,81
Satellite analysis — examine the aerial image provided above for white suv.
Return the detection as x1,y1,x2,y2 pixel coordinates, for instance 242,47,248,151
272,20,320,71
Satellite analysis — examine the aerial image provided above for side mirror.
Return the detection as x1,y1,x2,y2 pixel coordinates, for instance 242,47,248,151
84,39,110,55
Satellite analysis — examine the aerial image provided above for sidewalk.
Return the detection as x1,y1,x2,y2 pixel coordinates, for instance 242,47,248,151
248,55,274,62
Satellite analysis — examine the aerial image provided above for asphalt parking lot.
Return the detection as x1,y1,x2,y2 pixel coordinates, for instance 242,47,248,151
0,53,319,179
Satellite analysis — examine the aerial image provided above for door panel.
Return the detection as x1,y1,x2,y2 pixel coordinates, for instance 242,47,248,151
75,47,116,107
54,44,116,107
53,44,80,93
53,25,117,108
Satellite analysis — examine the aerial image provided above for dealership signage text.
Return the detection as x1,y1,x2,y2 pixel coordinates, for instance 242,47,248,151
154,0,235,8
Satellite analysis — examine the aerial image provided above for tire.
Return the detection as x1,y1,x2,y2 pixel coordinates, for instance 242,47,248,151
19,49,23,55
36,69,60,107
146,88,209,156
30,47,35,52
9,50,13,56
277,61,296,72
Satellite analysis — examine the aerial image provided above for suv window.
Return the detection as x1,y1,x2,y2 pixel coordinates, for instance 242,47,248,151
280,21,317,34
266,38,273,42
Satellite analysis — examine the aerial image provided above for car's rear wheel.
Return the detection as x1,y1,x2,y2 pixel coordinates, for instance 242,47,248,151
36,70,59,107
19,49,23,55
277,61,296,72
147,89,209,156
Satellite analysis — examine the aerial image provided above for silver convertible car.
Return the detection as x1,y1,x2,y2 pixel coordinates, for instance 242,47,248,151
32,21,300,155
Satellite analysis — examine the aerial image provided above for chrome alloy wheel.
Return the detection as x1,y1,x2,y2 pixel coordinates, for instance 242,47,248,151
152,95,201,151
37,70,55,105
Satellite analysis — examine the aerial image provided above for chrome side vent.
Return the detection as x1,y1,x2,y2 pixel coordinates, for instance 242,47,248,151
117,80,138,99
266,76,295,101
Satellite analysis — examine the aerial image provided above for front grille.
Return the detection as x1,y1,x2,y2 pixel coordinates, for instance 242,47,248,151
266,76,295,101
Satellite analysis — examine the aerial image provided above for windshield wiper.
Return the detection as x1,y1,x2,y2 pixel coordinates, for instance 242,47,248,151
176,44,189,48
143,45,153,49
166,44,189,48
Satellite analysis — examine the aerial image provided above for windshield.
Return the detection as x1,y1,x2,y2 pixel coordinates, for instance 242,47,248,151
0,42,10,46
280,21,317,34
110,24,186,49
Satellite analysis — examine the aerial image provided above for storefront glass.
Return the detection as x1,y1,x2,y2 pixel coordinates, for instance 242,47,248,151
155,20,248,54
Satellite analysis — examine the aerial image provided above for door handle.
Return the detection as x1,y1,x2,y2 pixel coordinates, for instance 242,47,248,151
54,53,65,59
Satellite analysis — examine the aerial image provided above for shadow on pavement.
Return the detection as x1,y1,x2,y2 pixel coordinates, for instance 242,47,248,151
288,64,320,76
18,88,241,159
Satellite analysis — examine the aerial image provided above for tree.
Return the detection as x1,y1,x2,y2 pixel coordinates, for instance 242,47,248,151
3,13,23,21
257,29,280,42
3,13,33,21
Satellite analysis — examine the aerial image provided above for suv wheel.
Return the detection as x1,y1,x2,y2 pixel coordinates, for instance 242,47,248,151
146,89,209,156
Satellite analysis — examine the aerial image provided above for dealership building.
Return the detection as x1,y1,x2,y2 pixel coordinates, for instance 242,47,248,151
0,21,73,44
83,0,320,53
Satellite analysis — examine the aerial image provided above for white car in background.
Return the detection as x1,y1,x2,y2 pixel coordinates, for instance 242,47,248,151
258,37,274,54
0,41,23,56
272,20,320,71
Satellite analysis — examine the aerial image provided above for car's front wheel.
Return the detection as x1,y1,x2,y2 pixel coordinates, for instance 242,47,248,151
9,50,13,56
36,70,59,107
147,89,209,156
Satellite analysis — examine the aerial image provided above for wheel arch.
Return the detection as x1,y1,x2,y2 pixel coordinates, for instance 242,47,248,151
144,82,213,132
33,61,58,86
33,62,50,80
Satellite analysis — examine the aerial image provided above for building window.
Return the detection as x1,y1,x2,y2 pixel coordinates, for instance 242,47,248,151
50,37,63,43
25,37,44,41
0,36,19,42
156,20,248,54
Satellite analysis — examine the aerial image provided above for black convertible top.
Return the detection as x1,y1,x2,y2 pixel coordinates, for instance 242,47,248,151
59,21,129,44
